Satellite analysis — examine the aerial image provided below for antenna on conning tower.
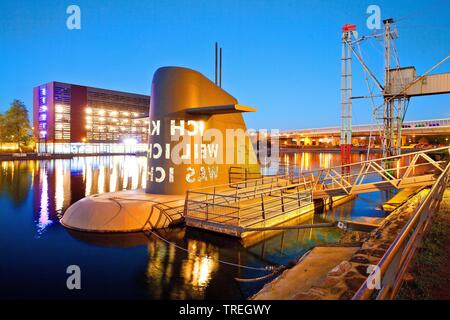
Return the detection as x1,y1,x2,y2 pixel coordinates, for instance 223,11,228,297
214,42,223,87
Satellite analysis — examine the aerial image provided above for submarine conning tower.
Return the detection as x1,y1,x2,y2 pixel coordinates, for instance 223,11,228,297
60,66,260,233
146,66,260,195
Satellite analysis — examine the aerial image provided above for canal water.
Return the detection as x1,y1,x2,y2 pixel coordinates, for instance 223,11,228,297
0,152,391,299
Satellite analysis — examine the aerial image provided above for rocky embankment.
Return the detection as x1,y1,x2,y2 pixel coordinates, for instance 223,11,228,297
294,188,429,300
253,188,430,300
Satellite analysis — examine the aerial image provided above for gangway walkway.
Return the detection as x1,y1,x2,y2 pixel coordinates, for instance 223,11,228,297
184,147,450,237
303,147,450,198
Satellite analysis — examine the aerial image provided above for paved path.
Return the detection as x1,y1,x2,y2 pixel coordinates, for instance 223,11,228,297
252,246,359,300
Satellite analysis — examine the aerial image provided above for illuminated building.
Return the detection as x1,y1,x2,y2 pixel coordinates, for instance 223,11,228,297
33,82,150,154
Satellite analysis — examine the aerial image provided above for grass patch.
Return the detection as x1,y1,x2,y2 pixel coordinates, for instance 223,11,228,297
397,191,450,300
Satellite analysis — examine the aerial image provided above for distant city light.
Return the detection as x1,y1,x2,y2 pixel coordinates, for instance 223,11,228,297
85,107,93,114
98,109,106,116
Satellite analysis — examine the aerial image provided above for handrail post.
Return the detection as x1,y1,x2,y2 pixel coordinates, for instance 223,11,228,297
245,168,248,188
184,190,189,217
236,196,241,226
281,189,285,213
261,194,266,220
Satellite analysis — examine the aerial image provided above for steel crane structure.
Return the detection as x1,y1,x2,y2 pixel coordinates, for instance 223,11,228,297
340,18,450,167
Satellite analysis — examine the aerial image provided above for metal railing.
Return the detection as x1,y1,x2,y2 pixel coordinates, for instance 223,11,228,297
290,147,450,196
185,147,449,230
228,166,262,186
185,180,313,227
352,159,450,300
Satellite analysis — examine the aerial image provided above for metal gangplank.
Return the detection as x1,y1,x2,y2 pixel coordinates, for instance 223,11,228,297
184,175,314,237
302,147,450,199
184,147,450,237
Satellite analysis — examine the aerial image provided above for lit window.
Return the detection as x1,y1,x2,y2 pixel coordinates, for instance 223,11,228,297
55,105,64,113
99,117,106,122
85,107,92,114
98,109,106,116
122,111,129,117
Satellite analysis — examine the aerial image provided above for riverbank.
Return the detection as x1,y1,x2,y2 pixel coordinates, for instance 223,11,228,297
397,188,450,299
0,152,146,161
252,188,428,300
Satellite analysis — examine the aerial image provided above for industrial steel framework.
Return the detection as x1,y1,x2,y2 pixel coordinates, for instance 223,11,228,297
340,24,356,169
340,18,450,165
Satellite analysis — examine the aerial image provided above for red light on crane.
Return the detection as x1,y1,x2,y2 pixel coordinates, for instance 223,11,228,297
342,24,356,32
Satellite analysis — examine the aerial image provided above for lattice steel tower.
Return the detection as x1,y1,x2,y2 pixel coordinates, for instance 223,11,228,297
340,24,357,168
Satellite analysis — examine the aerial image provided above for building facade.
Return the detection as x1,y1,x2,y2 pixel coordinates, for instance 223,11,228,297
33,82,150,154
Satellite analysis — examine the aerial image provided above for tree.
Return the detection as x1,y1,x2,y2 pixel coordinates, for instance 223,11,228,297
0,113,5,149
4,100,31,151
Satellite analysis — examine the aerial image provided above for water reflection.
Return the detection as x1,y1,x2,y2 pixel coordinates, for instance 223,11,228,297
0,152,397,299
0,156,147,236
37,165,52,234
0,161,34,204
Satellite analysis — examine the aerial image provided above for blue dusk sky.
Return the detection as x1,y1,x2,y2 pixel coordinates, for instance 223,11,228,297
1,0,449,130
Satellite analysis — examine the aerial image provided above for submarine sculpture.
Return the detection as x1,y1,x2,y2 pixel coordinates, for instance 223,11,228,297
61,66,260,232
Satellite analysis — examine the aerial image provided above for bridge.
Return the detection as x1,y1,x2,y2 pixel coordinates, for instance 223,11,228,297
272,118,450,147
184,147,450,237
